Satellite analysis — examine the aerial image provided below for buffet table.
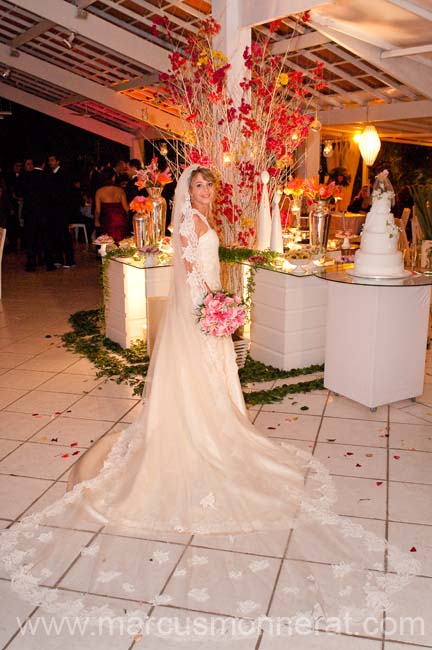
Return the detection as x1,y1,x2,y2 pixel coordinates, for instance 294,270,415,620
250,266,328,370
317,268,432,408
105,257,171,350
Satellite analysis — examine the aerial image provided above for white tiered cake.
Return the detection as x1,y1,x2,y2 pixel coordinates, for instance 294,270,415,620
353,170,405,278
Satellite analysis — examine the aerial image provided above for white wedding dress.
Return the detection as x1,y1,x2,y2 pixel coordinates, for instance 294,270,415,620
0,166,419,642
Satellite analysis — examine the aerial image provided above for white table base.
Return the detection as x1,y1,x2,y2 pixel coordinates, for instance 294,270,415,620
250,268,328,370
324,282,430,408
105,259,171,348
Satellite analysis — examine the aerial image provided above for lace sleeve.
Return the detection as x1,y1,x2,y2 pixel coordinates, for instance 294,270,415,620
179,211,208,308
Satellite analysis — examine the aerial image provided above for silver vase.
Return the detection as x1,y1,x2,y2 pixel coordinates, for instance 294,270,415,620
309,200,331,249
133,213,148,248
147,187,167,244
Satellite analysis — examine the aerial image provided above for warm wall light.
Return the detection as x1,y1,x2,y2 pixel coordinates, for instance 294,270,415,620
160,142,168,156
323,141,333,158
358,124,381,166
353,133,362,143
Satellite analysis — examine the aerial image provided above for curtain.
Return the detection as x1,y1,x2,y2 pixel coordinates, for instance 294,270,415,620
326,141,360,211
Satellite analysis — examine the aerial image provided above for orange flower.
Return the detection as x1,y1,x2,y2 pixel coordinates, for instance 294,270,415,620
130,196,153,213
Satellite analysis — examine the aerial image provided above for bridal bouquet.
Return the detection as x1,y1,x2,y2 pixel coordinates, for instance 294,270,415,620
197,291,246,337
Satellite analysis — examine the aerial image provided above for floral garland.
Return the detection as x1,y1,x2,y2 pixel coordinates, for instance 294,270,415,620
62,310,323,404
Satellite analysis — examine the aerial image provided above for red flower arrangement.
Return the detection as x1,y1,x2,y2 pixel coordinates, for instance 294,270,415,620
155,16,326,248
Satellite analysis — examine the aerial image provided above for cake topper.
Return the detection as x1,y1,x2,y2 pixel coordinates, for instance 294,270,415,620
372,169,395,205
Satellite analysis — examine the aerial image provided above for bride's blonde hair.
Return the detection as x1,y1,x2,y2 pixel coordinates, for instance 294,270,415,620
188,166,217,187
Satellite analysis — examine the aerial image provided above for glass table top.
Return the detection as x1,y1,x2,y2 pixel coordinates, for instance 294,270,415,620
109,255,432,286
314,266,432,287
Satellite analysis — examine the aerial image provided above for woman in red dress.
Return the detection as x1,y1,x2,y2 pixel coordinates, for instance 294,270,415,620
94,167,130,243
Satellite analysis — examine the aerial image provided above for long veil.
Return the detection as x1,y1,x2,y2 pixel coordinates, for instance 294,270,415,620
0,166,420,643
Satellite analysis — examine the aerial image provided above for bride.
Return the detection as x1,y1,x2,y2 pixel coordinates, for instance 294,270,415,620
0,165,419,642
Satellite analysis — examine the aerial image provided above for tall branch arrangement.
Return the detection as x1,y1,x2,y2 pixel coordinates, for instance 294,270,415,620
155,16,325,247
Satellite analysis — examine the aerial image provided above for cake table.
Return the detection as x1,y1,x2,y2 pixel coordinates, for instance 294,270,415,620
317,268,432,408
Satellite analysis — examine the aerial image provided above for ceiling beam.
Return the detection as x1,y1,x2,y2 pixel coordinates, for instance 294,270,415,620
270,31,330,55
238,0,333,29
0,43,183,135
319,99,432,126
10,19,55,48
58,94,87,106
386,0,432,21
309,15,432,101
110,75,160,92
0,80,133,146
10,0,171,74
382,44,432,59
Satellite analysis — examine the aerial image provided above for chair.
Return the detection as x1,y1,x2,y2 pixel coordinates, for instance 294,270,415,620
395,207,411,256
411,207,424,248
0,228,6,300
69,223,89,245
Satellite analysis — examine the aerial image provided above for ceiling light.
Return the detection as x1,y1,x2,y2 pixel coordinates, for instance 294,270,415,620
62,32,75,49
1,69,11,79
160,142,168,156
358,124,381,166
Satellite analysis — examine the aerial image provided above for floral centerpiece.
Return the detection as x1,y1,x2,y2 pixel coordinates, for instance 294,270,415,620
155,15,325,249
129,195,153,214
284,178,305,198
135,158,173,190
303,178,343,205
197,291,246,337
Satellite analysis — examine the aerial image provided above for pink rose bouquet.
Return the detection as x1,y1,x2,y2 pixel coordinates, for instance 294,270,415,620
197,291,246,337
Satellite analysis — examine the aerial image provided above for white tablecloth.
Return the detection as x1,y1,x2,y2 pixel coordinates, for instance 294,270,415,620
330,212,366,235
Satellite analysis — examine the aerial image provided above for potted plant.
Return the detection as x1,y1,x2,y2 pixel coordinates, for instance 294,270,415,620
410,182,432,266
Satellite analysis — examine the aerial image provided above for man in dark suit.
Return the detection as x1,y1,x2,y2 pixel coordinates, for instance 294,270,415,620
4,161,23,252
46,153,75,268
18,156,53,272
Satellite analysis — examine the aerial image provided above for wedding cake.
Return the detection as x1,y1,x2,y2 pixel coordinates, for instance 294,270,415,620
353,170,404,277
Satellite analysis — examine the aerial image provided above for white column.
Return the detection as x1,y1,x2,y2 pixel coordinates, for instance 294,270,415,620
130,136,144,162
296,130,321,179
212,0,251,106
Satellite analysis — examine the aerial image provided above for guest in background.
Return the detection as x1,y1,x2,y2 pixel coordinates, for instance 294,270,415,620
94,167,129,243
0,171,13,232
4,161,22,251
125,159,144,203
18,156,53,272
23,158,34,173
112,158,128,185
347,185,372,213
46,153,75,268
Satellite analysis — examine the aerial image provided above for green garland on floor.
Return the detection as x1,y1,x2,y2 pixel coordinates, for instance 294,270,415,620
62,310,324,403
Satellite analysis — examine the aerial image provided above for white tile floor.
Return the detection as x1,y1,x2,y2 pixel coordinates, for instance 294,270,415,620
0,250,431,649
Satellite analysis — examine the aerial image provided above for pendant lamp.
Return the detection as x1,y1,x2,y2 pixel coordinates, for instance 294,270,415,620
358,124,381,166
